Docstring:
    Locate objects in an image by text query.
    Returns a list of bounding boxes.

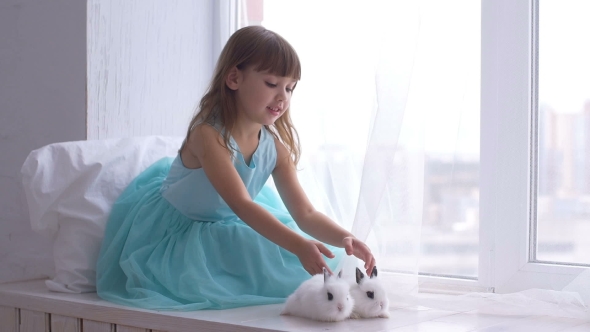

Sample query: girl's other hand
[343,236,375,276]
[295,240,335,276]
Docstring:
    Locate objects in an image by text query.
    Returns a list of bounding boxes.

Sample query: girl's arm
[272,138,376,274]
[185,125,334,275]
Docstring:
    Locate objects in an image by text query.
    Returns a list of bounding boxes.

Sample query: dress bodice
[160,127,277,221]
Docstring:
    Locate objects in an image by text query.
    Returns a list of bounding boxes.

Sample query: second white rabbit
[350,267,390,318]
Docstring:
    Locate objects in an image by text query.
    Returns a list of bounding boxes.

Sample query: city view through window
[536,0,590,266]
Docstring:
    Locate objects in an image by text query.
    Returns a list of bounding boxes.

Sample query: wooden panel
[82,320,114,332]
[19,309,49,332]
[0,306,18,332]
[51,314,81,332]
[115,326,148,332]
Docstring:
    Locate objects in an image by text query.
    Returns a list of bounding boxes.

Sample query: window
[481,0,589,293]
[535,0,590,267]
[237,0,590,292]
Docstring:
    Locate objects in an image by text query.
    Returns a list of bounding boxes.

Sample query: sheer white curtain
[262,0,468,285]
[263,0,424,280]
[254,0,590,320]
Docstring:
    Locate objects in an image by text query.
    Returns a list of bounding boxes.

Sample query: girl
[96,25,375,311]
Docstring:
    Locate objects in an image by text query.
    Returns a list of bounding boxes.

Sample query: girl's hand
[295,239,335,276]
[343,236,375,276]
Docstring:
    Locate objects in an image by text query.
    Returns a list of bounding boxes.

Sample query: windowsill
[1,278,414,331]
[0,279,288,331]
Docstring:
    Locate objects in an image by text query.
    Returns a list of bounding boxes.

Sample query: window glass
[536,0,590,266]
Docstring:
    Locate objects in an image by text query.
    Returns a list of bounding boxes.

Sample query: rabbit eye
[366,291,374,299]
[327,292,334,301]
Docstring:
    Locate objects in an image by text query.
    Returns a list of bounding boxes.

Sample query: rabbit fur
[281,268,354,322]
[349,267,390,319]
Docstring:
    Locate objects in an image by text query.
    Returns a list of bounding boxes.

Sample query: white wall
[1,0,215,283]
[0,0,87,282]
[87,0,214,139]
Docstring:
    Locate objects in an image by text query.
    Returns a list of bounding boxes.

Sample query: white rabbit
[350,267,390,319]
[281,268,354,322]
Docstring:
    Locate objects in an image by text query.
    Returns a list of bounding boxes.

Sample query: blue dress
[96,126,344,310]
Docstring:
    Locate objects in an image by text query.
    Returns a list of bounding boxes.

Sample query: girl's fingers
[307,263,330,276]
[310,266,318,275]
[366,256,376,275]
[317,243,335,258]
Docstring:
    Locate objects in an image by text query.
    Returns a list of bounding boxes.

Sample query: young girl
[96,25,375,311]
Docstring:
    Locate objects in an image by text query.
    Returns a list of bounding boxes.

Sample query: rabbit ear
[337,270,342,278]
[370,266,378,278]
[323,267,329,283]
[356,267,365,284]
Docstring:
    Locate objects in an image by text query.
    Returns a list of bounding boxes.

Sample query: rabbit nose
[379,302,384,308]
[337,304,343,311]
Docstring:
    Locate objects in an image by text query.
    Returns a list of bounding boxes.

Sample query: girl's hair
[183,25,302,165]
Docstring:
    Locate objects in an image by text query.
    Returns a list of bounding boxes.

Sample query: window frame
[480,0,588,293]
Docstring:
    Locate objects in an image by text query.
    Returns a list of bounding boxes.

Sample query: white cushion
[20,136,184,293]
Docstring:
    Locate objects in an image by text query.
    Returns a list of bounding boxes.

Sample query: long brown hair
[183,26,302,165]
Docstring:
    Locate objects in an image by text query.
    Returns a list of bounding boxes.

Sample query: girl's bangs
[251,37,301,80]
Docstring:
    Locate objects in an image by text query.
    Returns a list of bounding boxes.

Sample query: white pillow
[20,136,184,293]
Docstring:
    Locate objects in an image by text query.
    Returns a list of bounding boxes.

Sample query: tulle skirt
[96,157,343,310]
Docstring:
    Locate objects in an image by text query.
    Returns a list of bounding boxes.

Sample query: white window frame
[480,0,588,293]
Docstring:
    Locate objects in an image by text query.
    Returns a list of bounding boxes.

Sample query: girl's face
[230,67,297,126]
